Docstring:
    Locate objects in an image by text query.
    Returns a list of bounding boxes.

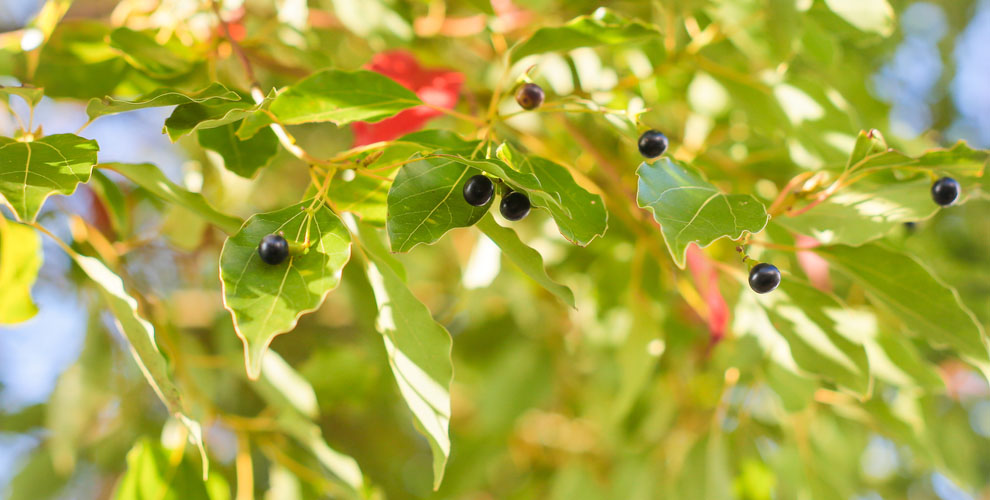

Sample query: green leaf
[85,83,239,120]
[774,177,937,246]
[88,170,129,236]
[0,85,44,107]
[739,278,871,395]
[357,223,453,490]
[386,155,491,252]
[109,27,196,79]
[0,134,99,222]
[815,244,989,362]
[328,0,413,40]
[113,439,228,500]
[866,330,944,389]
[70,252,209,475]
[5,448,67,500]
[476,214,575,307]
[509,8,661,63]
[164,98,262,141]
[844,140,988,177]
[465,0,495,15]
[495,145,608,246]
[0,218,41,324]
[636,158,769,268]
[823,0,895,36]
[220,201,352,379]
[198,121,279,178]
[33,21,129,100]
[269,69,422,125]
[100,163,242,235]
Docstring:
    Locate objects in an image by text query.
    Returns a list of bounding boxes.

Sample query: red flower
[351,51,464,146]
[685,244,729,343]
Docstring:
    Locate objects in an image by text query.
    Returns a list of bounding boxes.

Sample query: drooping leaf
[357,223,453,490]
[636,158,769,268]
[509,8,661,63]
[743,278,872,395]
[220,201,352,379]
[496,145,608,246]
[476,214,575,307]
[823,0,895,36]
[164,98,263,141]
[70,252,208,474]
[100,163,242,234]
[108,27,197,79]
[0,134,99,222]
[0,218,41,324]
[386,155,491,252]
[0,85,44,107]
[197,121,280,178]
[113,439,229,500]
[269,69,422,125]
[815,244,989,362]
[85,83,239,120]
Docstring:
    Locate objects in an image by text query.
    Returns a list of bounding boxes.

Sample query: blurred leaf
[0,218,41,324]
[109,27,196,79]
[386,155,491,252]
[0,134,99,222]
[358,223,453,490]
[100,163,242,234]
[33,21,129,99]
[164,98,264,141]
[71,253,209,476]
[270,69,422,125]
[477,214,575,307]
[496,145,608,246]
[637,158,769,268]
[220,201,351,378]
[88,169,129,236]
[5,448,66,500]
[816,244,989,362]
[329,0,413,41]
[464,0,495,15]
[113,439,228,500]
[865,331,944,389]
[0,85,43,107]
[510,8,661,63]
[0,404,44,433]
[823,0,895,36]
[844,140,988,177]
[765,361,816,413]
[85,83,239,120]
[261,350,318,419]
[198,121,279,178]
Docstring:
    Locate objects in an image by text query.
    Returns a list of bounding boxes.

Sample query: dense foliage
[0,0,988,498]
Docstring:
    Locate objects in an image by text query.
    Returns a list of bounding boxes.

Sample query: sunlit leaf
[0,134,99,222]
[164,98,263,141]
[637,158,769,268]
[198,121,279,178]
[476,214,575,307]
[269,69,422,125]
[100,163,242,235]
[0,217,41,324]
[510,8,661,63]
[85,83,239,120]
[220,201,351,378]
[0,85,43,107]
[823,0,895,36]
[33,21,129,99]
[109,27,197,79]
[113,439,228,500]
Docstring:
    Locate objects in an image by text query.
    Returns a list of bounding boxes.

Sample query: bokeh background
[1,0,989,499]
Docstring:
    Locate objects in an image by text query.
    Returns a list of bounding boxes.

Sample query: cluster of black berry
[462,174,531,221]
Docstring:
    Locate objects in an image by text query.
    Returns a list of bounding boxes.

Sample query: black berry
[931,177,960,207]
[258,234,289,265]
[748,263,781,294]
[463,175,495,207]
[500,191,531,221]
[515,83,545,110]
[638,129,669,158]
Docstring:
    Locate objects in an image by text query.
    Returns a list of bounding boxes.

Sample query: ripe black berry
[500,191,531,221]
[931,177,960,207]
[748,263,781,294]
[515,83,545,110]
[638,129,669,158]
[258,234,289,265]
[463,174,494,207]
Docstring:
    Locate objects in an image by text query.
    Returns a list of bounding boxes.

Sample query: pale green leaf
[198,121,279,178]
[220,201,352,379]
[0,134,99,222]
[845,140,988,177]
[358,223,452,490]
[0,217,41,324]
[0,85,44,107]
[109,27,196,79]
[816,244,989,362]
[330,0,413,40]
[34,21,129,100]
[386,155,491,252]
[260,350,318,419]
[476,214,575,307]
[823,0,895,35]
[85,83,239,120]
[269,69,422,125]
[113,439,228,500]
[100,163,242,235]
[510,8,661,63]
[636,158,769,268]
